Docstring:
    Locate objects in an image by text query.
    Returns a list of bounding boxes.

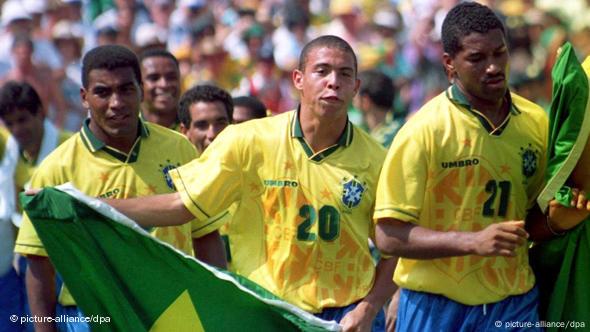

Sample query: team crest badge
[159,160,181,189]
[341,177,366,209]
[520,144,538,178]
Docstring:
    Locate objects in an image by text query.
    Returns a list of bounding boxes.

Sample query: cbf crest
[520,144,538,178]
[341,176,366,209]
[159,159,181,189]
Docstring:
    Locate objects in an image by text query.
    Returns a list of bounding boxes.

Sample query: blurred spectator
[0,0,62,71]
[1,35,68,128]
[272,0,311,71]
[52,20,86,132]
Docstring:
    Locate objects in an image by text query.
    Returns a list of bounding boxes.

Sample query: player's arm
[375,218,528,259]
[193,230,227,269]
[104,192,195,227]
[526,188,590,241]
[340,257,398,331]
[26,255,57,332]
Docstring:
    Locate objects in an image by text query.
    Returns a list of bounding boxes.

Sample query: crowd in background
[0,0,588,134]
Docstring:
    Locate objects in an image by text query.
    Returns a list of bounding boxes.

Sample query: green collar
[290,107,353,162]
[80,118,149,163]
[446,84,521,136]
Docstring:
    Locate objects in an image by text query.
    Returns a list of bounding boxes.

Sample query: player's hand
[548,188,590,232]
[24,188,41,196]
[385,290,400,332]
[340,301,377,332]
[471,221,528,257]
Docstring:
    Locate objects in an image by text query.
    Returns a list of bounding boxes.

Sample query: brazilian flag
[22,184,339,331]
[530,42,590,329]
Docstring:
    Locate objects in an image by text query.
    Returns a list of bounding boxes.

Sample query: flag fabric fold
[22,184,340,332]
[530,42,590,330]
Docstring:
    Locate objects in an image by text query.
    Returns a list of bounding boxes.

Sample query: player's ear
[443,53,456,83]
[292,69,304,91]
[80,87,89,110]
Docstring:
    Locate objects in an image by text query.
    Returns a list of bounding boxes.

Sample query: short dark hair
[358,70,394,109]
[0,81,43,119]
[441,2,506,57]
[298,35,357,74]
[178,85,233,127]
[138,49,179,68]
[233,96,267,119]
[81,45,142,88]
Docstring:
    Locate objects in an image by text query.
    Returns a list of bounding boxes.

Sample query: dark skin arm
[193,230,227,269]
[375,218,528,259]
[340,257,398,332]
[526,189,590,241]
[26,255,57,332]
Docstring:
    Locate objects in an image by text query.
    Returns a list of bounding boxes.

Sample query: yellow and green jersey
[375,85,548,305]
[15,119,198,305]
[15,130,71,194]
[170,110,386,312]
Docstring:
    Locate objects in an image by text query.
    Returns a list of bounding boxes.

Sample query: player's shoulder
[510,92,548,124]
[351,124,387,156]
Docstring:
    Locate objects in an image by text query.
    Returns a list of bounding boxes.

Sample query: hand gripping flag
[530,42,590,329]
[22,184,340,332]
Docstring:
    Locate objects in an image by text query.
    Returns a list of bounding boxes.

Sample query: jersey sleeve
[14,159,64,257]
[170,126,245,230]
[374,122,429,223]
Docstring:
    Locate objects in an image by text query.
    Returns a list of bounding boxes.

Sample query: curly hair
[178,85,233,126]
[441,2,505,57]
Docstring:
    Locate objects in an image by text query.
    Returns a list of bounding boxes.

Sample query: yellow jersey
[15,119,199,305]
[375,86,548,305]
[170,110,387,312]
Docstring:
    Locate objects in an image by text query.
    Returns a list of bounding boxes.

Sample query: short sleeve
[374,123,429,223]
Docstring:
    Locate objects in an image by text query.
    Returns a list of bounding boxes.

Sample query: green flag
[530,42,590,330]
[22,184,340,332]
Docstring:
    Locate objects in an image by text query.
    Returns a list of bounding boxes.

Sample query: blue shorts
[315,301,385,332]
[0,267,27,332]
[396,287,541,332]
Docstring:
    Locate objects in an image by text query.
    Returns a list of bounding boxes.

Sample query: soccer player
[14,45,225,332]
[374,3,548,331]
[178,84,233,154]
[139,49,182,130]
[232,95,267,124]
[105,35,397,331]
[354,70,403,148]
[0,82,71,205]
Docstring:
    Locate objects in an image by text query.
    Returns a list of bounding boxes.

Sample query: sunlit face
[141,56,180,115]
[180,101,230,153]
[443,29,509,106]
[292,46,359,119]
[81,67,142,144]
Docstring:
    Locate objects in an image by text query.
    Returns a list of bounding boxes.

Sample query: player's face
[293,46,360,118]
[444,29,509,106]
[141,56,180,115]
[232,106,253,124]
[81,67,142,143]
[180,101,230,153]
[1,108,43,150]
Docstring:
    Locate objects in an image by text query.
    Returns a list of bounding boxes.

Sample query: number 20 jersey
[374,86,548,305]
[170,110,386,312]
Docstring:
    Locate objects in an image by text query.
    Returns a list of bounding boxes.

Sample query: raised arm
[104,192,195,227]
[376,218,528,259]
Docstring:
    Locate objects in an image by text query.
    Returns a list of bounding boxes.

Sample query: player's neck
[299,109,348,152]
[471,96,509,128]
